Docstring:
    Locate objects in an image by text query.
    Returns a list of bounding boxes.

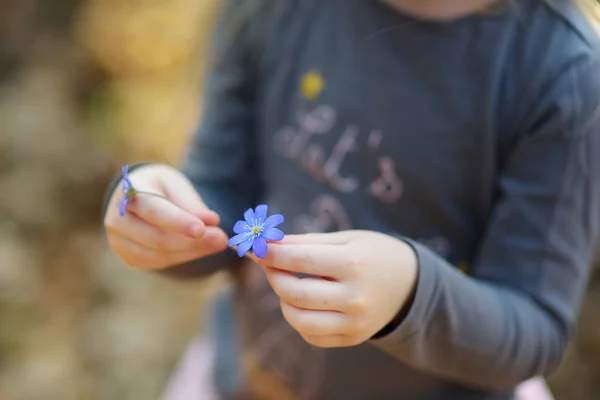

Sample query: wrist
[371,239,419,339]
[371,279,417,339]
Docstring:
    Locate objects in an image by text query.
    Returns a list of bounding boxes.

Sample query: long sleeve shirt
[105,0,600,398]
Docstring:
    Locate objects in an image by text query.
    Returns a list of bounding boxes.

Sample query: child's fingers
[280,301,349,337]
[162,175,220,225]
[128,194,206,238]
[264,267,346,311]
[108,227,229,270]
[301,334,352,348]
[108,234,174,269]
[279,232,351,245]
[197,210,220,226]
[194,226,231,256]
[106,214,204,252]
[256,244,348,279]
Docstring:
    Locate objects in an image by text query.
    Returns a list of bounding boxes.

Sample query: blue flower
[119,165,135,217]
[228,205,285,258]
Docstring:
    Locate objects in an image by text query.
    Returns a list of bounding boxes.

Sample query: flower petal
[254,204,268,223]
[252,236,268,258]
[119,198,129,217]
[233,221,251,234]
[228,232,253,247]
[263,214,284,229]
[121,166,133,189]
[237,238,254,257]
[243,208,255,224]
[262,228,284,241]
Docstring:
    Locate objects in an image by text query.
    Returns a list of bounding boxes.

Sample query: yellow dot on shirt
[300,70,325,100]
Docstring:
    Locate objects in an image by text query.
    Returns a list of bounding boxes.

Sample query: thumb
[161,172,220,226]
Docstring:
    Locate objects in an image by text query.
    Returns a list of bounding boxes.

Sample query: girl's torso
[208,0,596,398]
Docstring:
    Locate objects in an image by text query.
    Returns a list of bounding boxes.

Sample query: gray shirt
[169,0,600,398]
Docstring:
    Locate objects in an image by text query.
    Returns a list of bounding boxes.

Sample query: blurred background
[0,1,599,399]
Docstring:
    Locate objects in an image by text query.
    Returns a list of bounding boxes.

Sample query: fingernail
[190,224,204,238]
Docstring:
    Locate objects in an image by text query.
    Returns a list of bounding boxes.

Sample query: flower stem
[130,190,186,211]
[133,190,172,202]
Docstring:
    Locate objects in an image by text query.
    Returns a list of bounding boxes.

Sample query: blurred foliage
[0,1,599,399]
[0,1,222,399]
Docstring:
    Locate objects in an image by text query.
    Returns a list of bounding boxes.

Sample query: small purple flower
[228,205,285,258]
[119,165,136,217]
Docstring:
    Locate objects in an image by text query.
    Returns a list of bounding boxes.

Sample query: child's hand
[253,231,418,348]
[104,164,229,269]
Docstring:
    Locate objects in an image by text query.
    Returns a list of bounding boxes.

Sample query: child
[102,0,600,398]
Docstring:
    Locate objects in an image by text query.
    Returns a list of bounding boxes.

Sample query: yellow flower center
[252,226,261,235]
[126,187,137,200]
